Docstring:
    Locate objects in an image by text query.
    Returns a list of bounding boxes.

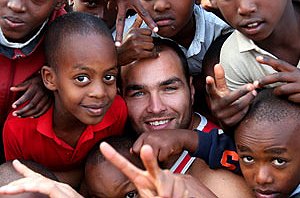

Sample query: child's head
[0,160,58,198]
[235,89,300,197]
[0,0,64,42]
[85,136,143,198]
[210,0,293,41]
[42,12,117,125]
[69,0,117,30]
[139,0,195,38]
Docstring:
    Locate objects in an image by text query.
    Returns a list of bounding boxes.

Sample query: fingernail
[153,26,159,32]
[252,90,257,96]
[115,41,121,47]
[12,104,16,108]
[256,56,264,61]
[12,112,17,116]
[253,81,259,87]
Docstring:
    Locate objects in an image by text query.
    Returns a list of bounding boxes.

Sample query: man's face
[214,0,289,41]
[122,47,194,134]
[0,0,59,42]
[140,0,194,37]
[71,0,117,30]
[235,120,300,198]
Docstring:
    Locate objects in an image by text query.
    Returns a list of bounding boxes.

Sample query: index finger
[100,142,144,181]
[131,0,158,32]
[256,56,296,72]
[115,3,127,47]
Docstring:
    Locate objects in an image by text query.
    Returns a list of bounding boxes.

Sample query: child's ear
[189,77,195,106]
[41,66,57,91]
[209,0,218,8]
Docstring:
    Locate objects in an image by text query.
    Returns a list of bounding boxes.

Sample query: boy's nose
[238,0,257,16]
[7,0,26,13]
[255,166,274,186]
[146,93,167,114]
[153,0,171,12]
[88,82,107,99]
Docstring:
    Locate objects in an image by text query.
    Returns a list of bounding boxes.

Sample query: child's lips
[254,189,280,198]
[154,16,175,27]
[82,104,106,116]
[3,16,25,29]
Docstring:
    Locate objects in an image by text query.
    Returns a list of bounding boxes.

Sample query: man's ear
[189,77,195,105]
[54,0,66,10]
[41,66,57,91]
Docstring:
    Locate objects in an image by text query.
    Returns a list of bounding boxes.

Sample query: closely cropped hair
[152,37,190,81]
[86,136,137,166]
[44,12,114,70]
[243,88,300,123]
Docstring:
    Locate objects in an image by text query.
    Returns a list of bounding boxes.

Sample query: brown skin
[235,119,300,198]
[206,0,300,129]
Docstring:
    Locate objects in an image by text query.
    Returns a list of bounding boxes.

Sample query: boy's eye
[272,158,287,167]
[125,190,138,198]
[103,75,116,83]
[75,75,90,83]
[242,156,254,164]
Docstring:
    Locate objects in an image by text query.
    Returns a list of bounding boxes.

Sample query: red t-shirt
[3,95,127,171]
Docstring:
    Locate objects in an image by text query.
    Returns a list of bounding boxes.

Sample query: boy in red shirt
[3,12,127,187]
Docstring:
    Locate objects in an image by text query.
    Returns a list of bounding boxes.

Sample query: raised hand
[255,56,300,103]
[131,129,198,162]
[0,160,83,198]
[117,15,157,66]
[206,64,257,129]
[10,74,52,118]
[114,0,158,46]
[100,142,217,198]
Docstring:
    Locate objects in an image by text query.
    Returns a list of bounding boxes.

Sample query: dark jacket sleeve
[191,128,241,174]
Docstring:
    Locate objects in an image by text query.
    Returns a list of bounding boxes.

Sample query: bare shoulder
[188,158,254,198]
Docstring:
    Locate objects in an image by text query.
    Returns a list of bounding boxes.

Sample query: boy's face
[122,47,194,134]
[71,0,117,29]
[0,0,59,42]
[214,0,289,41]
[140,0,194,37]
[50,33,117,125]
[235,120,300,198]
[85,160,139,198]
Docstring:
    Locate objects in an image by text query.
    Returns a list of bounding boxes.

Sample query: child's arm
[0,160,83,198]
[100,142,217,198]
[117,15,157,66]
[255,56,300,103]
[131,129,198,162]
[114,0,158,46]
[206,64,257,130]
[10,74,52,118]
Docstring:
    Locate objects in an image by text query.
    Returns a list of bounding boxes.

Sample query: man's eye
[125,190,138,198]
[75,75,90,83]
[272,158,287,166]
[165,86,177,91]
[131,91,144,97]
[242,156,254,164]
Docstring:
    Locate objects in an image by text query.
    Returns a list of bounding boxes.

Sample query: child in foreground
[3,12,127,187]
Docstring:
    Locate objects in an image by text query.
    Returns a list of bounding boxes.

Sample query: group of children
[0,0,299,197]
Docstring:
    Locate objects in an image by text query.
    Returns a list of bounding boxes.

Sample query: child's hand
[100,142,217,198]
[131,129,198,162]
[255,56,300,103]
[0,160,83,198]
[114,0,158,47]
[10,74,52,118]
[117,15,157,66]
[206,64,257,129]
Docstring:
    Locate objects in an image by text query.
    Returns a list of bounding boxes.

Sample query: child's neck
[255,2,300,65]
[171,15,196,49]
[53,104,87,148]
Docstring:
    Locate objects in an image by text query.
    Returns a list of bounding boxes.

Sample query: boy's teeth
[247,22,258,28]
[149,120,169,126]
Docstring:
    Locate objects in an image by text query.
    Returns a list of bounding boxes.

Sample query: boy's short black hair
[241,88,300,124]
[44,12,114,70]
[85,135,142,169]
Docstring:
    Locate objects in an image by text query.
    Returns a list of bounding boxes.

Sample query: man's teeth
[149,120,169,126]
[247,22,258,28]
